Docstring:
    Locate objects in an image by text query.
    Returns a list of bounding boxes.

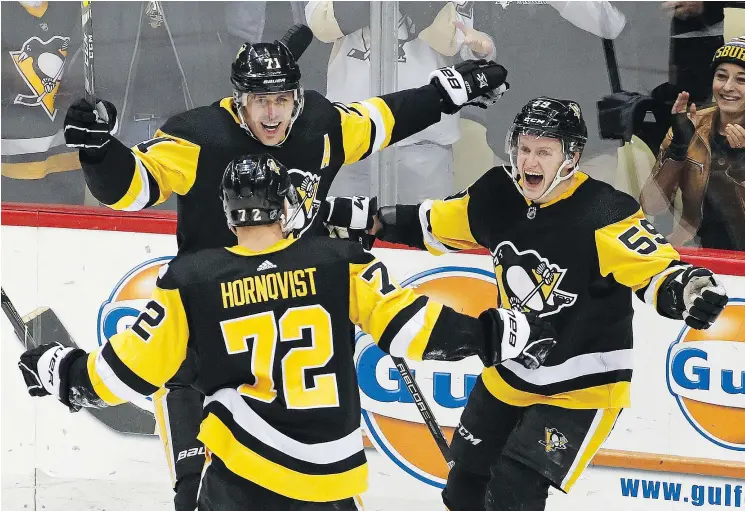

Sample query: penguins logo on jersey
[491,241,577,316]
[288,168,322,235]
[539,427,568,453]
[347,15,416,63]
[9,35,70,120]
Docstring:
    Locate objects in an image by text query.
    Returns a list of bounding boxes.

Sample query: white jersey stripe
[500,349,634,386]
[204,388,363,465]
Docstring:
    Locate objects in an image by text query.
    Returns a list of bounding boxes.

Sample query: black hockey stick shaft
[391,356,455,468]
[81,1,96,104]
[281,23,313,60]
[2,288,29,347]
[603,38,622,94]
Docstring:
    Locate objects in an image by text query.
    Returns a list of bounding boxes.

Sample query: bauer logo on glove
[429,59,509,114]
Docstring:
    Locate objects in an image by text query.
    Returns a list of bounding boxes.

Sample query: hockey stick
[2,288,156,435]
[81,0,95,105]
[602,38,622,94]
[602,37,642,197]
[2,288,30,348]
[390,356,455,468]
[281,23,313,60]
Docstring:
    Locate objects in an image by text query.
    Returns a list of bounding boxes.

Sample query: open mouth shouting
[260,121,283,136]
[522,170,544,190]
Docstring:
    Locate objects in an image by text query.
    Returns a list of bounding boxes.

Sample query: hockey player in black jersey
[371,98,728,511]
[61,27,509,509]
[18,153,555,511]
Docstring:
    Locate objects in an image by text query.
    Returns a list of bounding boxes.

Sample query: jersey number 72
[220,305,339,410]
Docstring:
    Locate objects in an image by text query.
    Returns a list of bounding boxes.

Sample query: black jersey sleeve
[347,244,487,362]
[82,105,208,211]
[378,166,501,253]
[332,84,443,165]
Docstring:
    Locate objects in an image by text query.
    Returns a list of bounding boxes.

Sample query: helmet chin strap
[281,198,304,236]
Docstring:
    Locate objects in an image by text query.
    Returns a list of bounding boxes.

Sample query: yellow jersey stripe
[481,366,631,409]
[219,97,241,124]
[406,301,444,361]
[198,413,369,502]
[152,388,177,486]
[423,197,480,255]
[349,259,424,346]
[359,98,395,151]
[561,408,621,491]
[109,156,148,210]
[86,350,125,406]
[338,104,373,164]
[595,209,680,290]
[130,130,201,205]
[106,287,189,389]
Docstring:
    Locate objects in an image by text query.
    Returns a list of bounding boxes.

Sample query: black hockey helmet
[221,154,300,232]
[506,97,588,158]
[505,98,589,200]
[231,41,301,94]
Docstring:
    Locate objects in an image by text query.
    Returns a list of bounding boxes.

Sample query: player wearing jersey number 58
[372,97,728,511]
[18,154,554,511]
[61,24,509,511]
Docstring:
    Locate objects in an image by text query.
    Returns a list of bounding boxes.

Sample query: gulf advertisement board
[1,206,743,510]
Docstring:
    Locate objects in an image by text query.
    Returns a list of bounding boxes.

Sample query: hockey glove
[325,196,377,250]
[667,111,696,161]
[660,266,728,329]
[479,309,556,369]
[64,98,118,157]
[18,343,86,412]
[429,60,509,115]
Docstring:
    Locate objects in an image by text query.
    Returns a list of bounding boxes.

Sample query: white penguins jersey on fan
[306,1,493,147]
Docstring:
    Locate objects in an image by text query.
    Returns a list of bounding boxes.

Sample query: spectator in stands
[641,1,744,153]
[640,36,745,250]
[305,1,495,202]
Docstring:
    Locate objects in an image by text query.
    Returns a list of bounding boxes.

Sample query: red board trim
[4,202,745,275]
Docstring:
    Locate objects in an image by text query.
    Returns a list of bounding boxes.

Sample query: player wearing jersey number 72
[19,154,554,511]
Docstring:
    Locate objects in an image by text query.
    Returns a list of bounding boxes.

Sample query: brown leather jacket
[640,106,745,246]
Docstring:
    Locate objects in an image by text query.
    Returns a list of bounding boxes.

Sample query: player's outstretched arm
[333,60,508,165]
[594,206,727,330]
[64,98,199,211]
[373,166,499,254]
[348,246,555,369]
[18,268,190,411]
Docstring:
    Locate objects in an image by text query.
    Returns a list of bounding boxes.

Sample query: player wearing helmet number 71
[60,24,510,511]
